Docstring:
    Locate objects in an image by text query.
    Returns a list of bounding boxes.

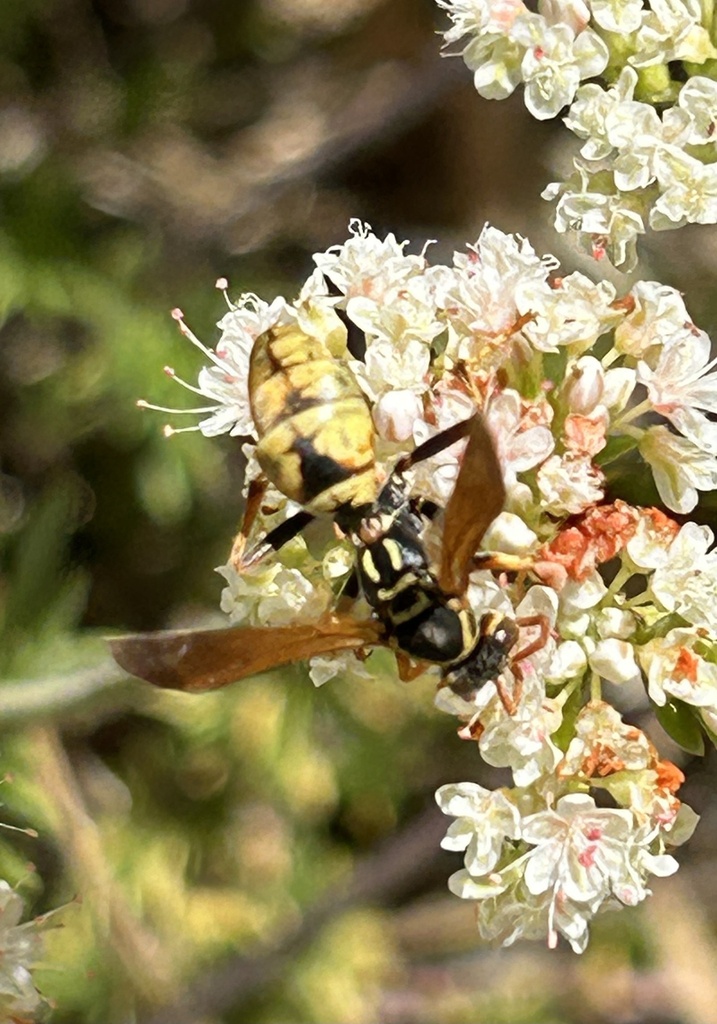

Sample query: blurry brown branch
[79,48,466,251]
[142,802,448,1024]
[31,725,177,1006]
[0,662,133,730]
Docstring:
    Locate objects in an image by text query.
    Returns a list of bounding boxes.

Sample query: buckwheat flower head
[438,1,717,265]
[146,221,715,953]
[441,790,681,952]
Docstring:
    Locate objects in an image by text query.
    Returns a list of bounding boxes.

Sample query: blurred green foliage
[1,0,717,1022]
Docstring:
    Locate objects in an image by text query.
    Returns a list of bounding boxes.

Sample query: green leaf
[654,699,705,756]
[550,676,587,752]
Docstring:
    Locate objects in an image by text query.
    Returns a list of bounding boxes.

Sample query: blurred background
[2,0,717,1021]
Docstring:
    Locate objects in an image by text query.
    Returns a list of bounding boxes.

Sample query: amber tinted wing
[438,415,505,596]
[108,614,383,692]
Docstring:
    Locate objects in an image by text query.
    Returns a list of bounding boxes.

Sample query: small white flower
[614,280,691,360]
[482,511,538,555]
[486,390,555,491]
[639,628,717,711]
[543,639,588,684]
[513,19,608,120]
[596,607,637,640]
[313,219,425,300]
[589,638,641,685]
[373,389,424,442]
[537,452,605,515]
[469,34,527,100]
[608,103,691,193]
[548,184,645,270]
[145,294,291,440]
[475,875,598,953]
[624,508,680,570]
[433,225,557,366]
[558,701,655,780]
[438,0,527,44]
[589,0,643,33]
[477,668,563,786]
[652,147,717,230]
[521,794,638,903]
[632,0,717,67]
[436,782,521,875]
[564,68,638,160]
[0,882,52,1021]
[639,425,717,514]
[637,327,717,454]
[647,521,717,633]
[308,650,376,687]
[518,272,619,354]
[677,76,717,144]
[218,561,330,627]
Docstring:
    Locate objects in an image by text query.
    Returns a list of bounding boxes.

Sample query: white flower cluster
[0,880,53,1021]
[438,0,717,267]
[153,221,715,952]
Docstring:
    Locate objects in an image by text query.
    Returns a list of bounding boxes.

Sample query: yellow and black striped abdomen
[249,323,378,515]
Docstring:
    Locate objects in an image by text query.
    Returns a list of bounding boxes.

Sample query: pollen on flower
[674,646,700,684]
[657,760,685,794]
[538,500,639,582]
[578,844,598,867]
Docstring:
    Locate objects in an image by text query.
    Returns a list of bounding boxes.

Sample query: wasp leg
[512,614,552,663]
[395,650,433,682]
[495,674,520,716]
[495,614,551,715]
[471,552,534,574]
[229,476,270,569]
[457,712,485,742]
[392,416,475,477]
[233,509,317,572]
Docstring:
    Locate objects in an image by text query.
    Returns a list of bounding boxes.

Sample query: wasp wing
[108,614,383,692]
[438,415,505,596]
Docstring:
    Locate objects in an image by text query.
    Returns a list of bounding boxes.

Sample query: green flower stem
[613,398,652,429]
[617,424,645,442]
[590,671,602,703]
[555,672,585,708]
[604,564,634,602]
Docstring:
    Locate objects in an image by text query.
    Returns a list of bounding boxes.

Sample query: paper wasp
[111,323,546,709]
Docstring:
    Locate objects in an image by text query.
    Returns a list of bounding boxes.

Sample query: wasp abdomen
[249,324,377,514]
